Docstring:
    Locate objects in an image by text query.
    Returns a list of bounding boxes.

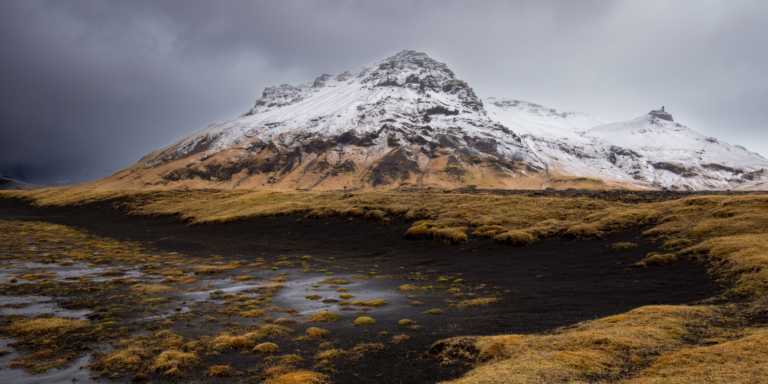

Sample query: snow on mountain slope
[486,98,609,134]
[487,102,768,190]
[582,112,768,190]
[89,50,767,191]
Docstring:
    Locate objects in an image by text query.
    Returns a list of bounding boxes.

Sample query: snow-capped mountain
[92,50,767,191]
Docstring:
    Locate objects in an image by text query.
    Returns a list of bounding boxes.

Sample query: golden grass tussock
[610,242,638,251]
[277,354,305,366]
[19,273,51,280]
[210,334,256,350]
[258,283,285,291]
[398,284,418,292]
[129,284,177,295]
[349,299,387,307]
[564,223,602,239]
[364,210,387,220]
[253,342,279,354]
[348,343,385,359]
[206,365,235,377]
[340,207,364,217]
[262,365,292,380]
[318,278,350,285]
[494,230,533,245]
[680,234,768,295]
[619,328,768,384]
[315,348,346,360]
[194,266,235,274]
[635,252,677,267]
[263,370,329,384]
[2,317,90,336]
[436,305,717,384]
[303,311,341,323]
[305,327,330,338]
[239,309,266,318]
[93,338,150,371]
[472,225,506,238]
[364,299,387,307]
[455,297,499,308]
[406,221,469,244]
[253,324,295,339]
[662,238,692,250]
[391,334,411,344]
[151,350,200,375]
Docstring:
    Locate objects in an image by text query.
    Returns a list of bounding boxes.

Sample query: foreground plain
[0,188,767,383]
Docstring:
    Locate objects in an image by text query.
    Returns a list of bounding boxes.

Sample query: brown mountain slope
[76,144,642,191]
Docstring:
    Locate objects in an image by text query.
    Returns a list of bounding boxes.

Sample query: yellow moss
[398,284,418,292]
[305,327,330,338]
[354,317,376,325]
[303,311,341,323]
[455,297,499,308]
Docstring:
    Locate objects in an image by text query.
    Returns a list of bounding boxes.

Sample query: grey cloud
[1,0,767,184]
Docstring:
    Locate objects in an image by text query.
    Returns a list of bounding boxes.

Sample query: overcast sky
[1,0,767,183]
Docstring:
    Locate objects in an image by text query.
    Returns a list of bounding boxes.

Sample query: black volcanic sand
[0,198,720,384]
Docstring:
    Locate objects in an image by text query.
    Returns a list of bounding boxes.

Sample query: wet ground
[0,198,721,383]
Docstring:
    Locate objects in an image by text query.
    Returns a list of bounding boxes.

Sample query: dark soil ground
[0,198,720,384]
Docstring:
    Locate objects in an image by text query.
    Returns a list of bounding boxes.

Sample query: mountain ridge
[79,50,768,191]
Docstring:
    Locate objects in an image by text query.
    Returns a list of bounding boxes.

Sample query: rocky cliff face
[91,51,768,191]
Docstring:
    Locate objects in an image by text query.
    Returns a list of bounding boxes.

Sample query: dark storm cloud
[1,0,767,183]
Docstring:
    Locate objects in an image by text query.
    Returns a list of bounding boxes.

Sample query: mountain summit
[89,51,768,191]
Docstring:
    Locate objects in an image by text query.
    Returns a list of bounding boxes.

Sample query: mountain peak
[376,50,455,77]
[649,106,674,121]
